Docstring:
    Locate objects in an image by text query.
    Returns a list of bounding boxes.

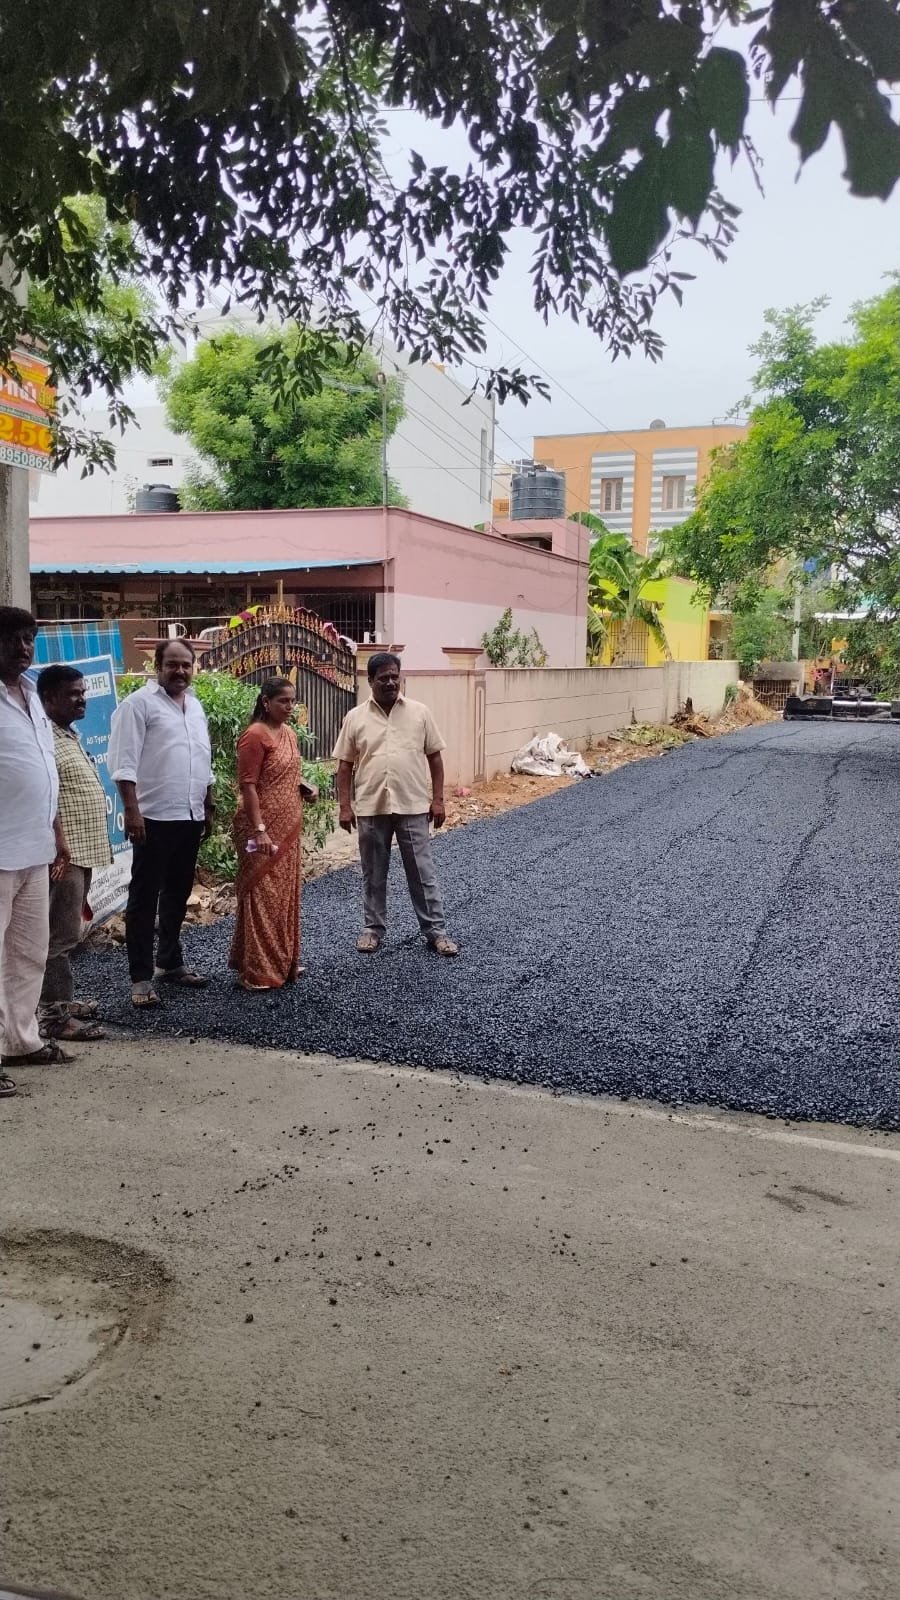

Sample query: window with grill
[599,476,623,513]
[661,474,687,511]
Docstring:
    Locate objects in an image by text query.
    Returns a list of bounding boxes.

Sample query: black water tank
[510,462,566,520]
[135,483,181,513]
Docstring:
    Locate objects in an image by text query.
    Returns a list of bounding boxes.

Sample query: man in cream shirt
[0,607,73,1096]
[333,651,458,956]
[109,639,214,1006]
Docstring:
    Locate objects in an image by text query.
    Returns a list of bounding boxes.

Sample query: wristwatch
[256,823,267,833]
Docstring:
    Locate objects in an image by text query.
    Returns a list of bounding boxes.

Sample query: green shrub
[117,669,336,878]
[481,608,547,667]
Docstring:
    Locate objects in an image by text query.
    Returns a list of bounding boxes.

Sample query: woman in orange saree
[229,678,318,991]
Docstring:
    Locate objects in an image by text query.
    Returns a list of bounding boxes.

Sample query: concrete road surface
[2,1041,897,1600]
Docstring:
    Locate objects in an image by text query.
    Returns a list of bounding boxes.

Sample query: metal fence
[202,606,357,756]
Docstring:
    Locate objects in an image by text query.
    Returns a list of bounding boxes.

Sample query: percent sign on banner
[0,345,56,473]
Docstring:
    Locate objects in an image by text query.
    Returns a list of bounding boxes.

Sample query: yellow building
[593,576,711,666]
[531,422,747,555]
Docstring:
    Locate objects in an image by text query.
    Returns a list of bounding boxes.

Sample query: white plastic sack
[510,732,592,779]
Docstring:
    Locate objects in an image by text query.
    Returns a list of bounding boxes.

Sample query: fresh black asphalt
[79,721,900,1128]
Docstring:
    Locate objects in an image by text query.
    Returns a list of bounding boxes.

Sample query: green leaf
[790,56,835,160]
[595,86,668,162]
[837,80,900,198]
[695,48,750,149]
[836,0,900,77]
[760,0,820,101]
[614,17,702,80]
[664,107,715,226]
[607,146,670,276]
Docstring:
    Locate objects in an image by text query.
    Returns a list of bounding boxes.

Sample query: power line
[380,360,604,519]
[372,328,603,518]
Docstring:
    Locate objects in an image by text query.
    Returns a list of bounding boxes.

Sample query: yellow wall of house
[644,577,710,664]
[533,423,746,553]
[592,578,709,666]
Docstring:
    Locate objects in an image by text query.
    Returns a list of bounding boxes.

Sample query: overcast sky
[131,74,899,473]
[379,94,900,462]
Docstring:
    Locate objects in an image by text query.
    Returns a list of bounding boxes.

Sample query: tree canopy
[666,286,900,689]
[4,1,900,415]
[163,329,406,510]
[22,195,171,467]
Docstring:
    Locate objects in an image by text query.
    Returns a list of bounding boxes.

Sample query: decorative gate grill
[202,607,357,754]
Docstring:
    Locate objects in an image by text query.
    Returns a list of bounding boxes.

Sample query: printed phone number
[0,440,53,473]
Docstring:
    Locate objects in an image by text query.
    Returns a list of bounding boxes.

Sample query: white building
[33,337,495,530]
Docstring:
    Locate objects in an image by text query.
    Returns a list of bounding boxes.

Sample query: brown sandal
[48,1017,107,1041]
[356,932,382,953]
[155,967,209,988]
[428,934,459,957]
[3,1042,76,1066]
[132,983,161,1008]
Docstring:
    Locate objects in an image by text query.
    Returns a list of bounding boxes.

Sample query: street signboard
[27,654,132,923]
[0,345,55,472]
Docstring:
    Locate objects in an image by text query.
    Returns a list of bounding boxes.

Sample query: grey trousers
[357,814,446,941]
[40,863,90,1016]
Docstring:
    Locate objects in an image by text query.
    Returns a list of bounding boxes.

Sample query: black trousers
[124,818,205,982]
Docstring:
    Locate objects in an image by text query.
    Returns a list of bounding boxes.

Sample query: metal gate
[201,606,357,754]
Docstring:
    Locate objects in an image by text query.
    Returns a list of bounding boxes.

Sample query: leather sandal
[3,1042,76,1066]
[155,967,209,988]
[132,982,161,1008]
[428,934,459,957]
[48,1017,107,1041]
[356,932,382,953]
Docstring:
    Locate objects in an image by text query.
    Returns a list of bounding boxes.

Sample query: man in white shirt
[0,608,73,1097]
[109,639,215,1007]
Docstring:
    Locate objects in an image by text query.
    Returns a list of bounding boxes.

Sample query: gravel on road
[77,721,900,1129]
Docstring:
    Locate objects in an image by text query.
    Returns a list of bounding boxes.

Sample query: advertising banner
[0,345,55,473]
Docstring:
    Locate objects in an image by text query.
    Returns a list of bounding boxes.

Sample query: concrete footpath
[2,1040,898,1600]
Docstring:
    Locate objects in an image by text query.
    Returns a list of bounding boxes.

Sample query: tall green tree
[587,533,671,665]
[3,3,900,420]
[164,330,406,510]
[665,286,900,690]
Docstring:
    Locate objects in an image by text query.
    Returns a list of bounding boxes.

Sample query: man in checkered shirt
[36,665,113,1041]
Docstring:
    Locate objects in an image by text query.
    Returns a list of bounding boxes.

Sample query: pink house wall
[31,506,589,668]
[30,506,391,568]
[384,511,588,668]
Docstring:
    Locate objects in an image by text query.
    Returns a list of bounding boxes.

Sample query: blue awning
[32,558,377,576]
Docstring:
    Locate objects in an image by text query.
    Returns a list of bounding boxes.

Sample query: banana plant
[586,532,672,665]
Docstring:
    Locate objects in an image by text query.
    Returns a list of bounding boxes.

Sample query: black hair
[250,676,294,722]
[36,663,84,701]
[367,650,402,681]
[154,638,196,669]
[0,606,38,640]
